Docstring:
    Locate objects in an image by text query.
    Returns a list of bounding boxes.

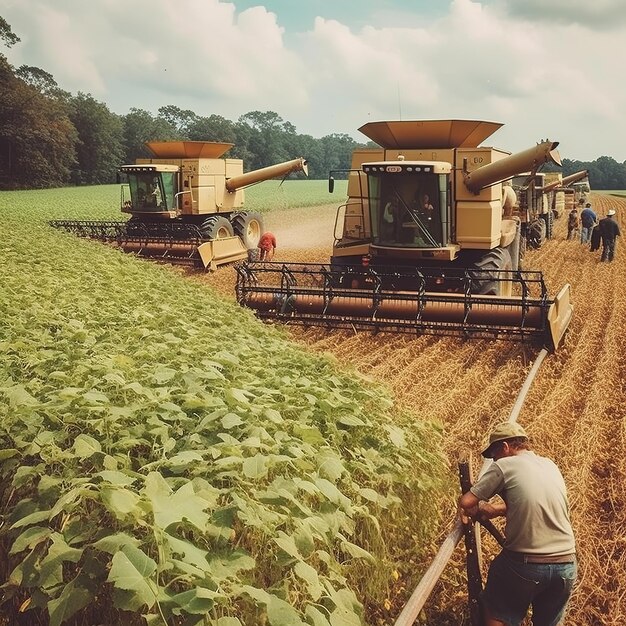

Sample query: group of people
[567,201,620,262]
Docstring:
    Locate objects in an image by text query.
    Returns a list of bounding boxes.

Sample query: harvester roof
[358,119,503,150]
[145,141,234,159]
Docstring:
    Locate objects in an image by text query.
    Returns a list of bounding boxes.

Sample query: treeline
[0,19,360,189]
[1,17,626,191]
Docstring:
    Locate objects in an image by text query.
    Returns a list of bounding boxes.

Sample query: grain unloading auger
[237,120,573,350]
[50,141,308,269]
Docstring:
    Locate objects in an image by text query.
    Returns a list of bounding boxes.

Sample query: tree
[0,55,77,188]
[68,93,124,184]
[238,111,293,169]
[186,114,237,146]
[157,105,198,135]
[0,16,19,47]
[121,108,178,164]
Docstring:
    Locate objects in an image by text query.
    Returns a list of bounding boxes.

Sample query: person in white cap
[598,209,620,262]
[458,422,576,626]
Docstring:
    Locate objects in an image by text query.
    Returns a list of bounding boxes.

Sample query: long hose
[393,347,549,626]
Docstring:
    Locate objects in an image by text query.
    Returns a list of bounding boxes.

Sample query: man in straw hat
[598,208,620,262]
[458,422,576,626]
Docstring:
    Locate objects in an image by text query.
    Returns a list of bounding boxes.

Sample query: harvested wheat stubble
[202,194,626,626]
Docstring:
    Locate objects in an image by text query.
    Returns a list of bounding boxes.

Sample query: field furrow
[205,193,626,625]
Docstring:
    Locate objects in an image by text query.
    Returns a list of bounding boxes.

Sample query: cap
[608,209,616,216]
[481,422,528,458]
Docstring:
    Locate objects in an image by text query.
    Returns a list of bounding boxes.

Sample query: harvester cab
[51,141,308,270]
[236,120,573,350]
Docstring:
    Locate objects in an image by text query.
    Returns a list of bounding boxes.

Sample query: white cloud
[1,0,626,160]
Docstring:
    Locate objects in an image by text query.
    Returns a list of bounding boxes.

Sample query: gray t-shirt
[470,450,575,555]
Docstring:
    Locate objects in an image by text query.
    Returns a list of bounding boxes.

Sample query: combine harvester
[510,169,590,247]
[51,141,308,270]
[236,120,573,350]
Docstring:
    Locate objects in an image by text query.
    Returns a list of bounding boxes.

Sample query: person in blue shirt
[580,203,597,244]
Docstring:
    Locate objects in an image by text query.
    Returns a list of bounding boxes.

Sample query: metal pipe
[225,157,308,192]
[392,347,549,625]
[464,141,561,194]
[393,520,464,626]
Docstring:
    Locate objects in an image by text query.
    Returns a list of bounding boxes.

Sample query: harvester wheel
[543,209,554,240]
[527,219,546,249]
[232,212,264,249]
[199,216,235,240]
[469,247,513,296]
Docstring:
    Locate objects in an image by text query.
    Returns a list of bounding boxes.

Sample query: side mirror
[328,176,335,193]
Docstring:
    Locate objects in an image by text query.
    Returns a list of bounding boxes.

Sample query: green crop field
[0,184,445,626]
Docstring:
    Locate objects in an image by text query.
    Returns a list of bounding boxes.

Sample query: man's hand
[458,492,507,524]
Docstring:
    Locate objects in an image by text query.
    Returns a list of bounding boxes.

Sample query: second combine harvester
[237,119,573,349]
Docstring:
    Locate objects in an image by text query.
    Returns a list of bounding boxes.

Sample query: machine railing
[236,262,554,344]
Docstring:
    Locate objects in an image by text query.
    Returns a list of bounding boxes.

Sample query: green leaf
[10,509,51,529]
[143,472,210,531]
[329,607,361,626]
[4,384,39,407]
[316,452,345,482]
[217,618,243,626]
[207,549,255,580]
[48,580,92,626]
[336,414,366,427]
[92,532,141,554]
[294,561,323,600]
[305,605,332,626]
[338,535,375,563]
[73,434,102,458]
[267,594,307,625]
[10,526,51,554]
[274,531,302,560]
[107,545,157,609]
[0,448,19,461]
[242,454,268,479]
[165,586,220,614]
[222,412,244,429]
[82,390,110,405]
[385,424,407,448]
[96,470,136,486]
[152,365,177,384]
[101,486,140,520]
[225,388,252,405]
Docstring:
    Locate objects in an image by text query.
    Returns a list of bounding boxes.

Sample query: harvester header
[236,119,573,350]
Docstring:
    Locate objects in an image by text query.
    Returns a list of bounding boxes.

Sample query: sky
[1,0,626,162]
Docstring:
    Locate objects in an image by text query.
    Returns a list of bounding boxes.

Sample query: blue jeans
[601,237,617,261]
[580,225,593,243]
[482,552,577,626]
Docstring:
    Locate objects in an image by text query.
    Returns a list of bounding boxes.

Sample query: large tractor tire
[469,247,513,296]
[199,216,235,240]
[232,212,264,249]
[527,219,546,249]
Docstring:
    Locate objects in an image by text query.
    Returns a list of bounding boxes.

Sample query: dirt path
[202,194,626,626]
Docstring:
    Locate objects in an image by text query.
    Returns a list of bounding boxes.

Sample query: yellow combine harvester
[51,141,308,269]
[236,120,573,350]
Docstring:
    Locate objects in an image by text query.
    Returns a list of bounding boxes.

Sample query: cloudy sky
[2,0,625,161]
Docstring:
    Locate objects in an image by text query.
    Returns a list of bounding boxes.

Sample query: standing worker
[566,207,579,240]
[458,422,577,626]
[598,209,621,262]
[258,231,277,261]
[580,202,597,244]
